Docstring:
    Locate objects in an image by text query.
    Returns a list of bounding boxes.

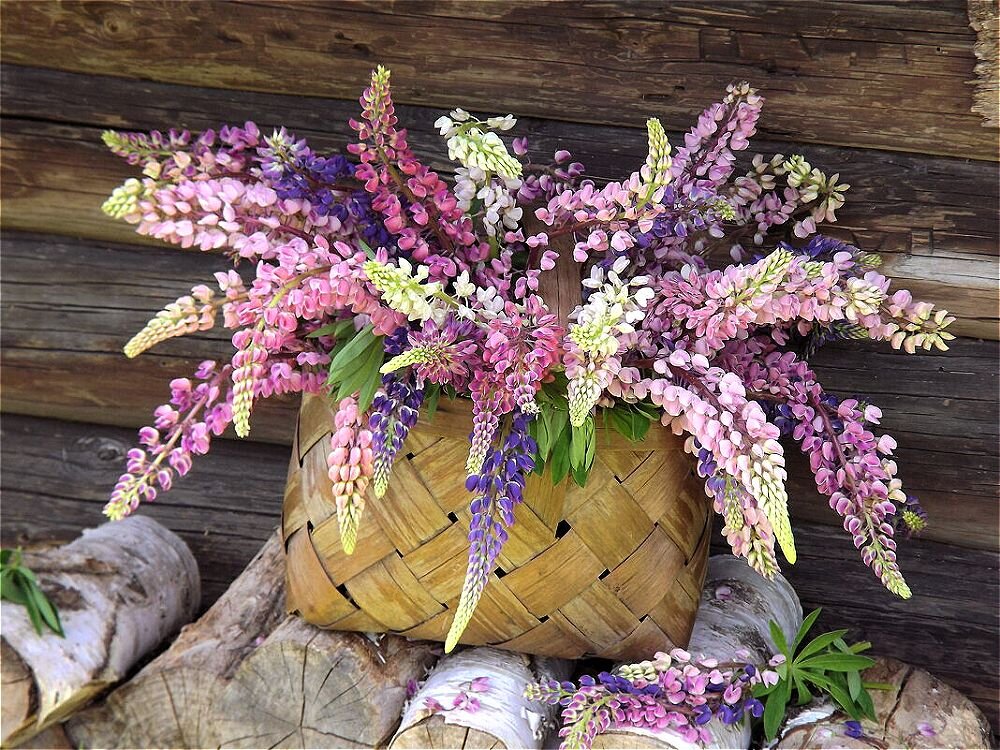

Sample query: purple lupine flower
[369,372,423,497]
[844,720,864,739]
[446,410,536,651]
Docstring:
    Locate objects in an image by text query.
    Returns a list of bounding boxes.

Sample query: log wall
[1,0,997,728]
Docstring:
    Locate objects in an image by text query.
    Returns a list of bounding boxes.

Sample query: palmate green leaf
[1,570,29,606]
[770,619,790,657]
[792,607,823,651]
[608,407,651,442]
[854,682,877,720]
[0,549,14,566]
[27,582,64,637]
[550,426,572,486]
[793,671,814,705]
[802,671,865,720]
[798,654,876,672]
[763,672,791,740]
[848,667,862,701]
[327,325,378,385]
[796,629,850,661]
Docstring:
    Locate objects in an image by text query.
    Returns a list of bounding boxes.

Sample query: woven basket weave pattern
[283,393,712,660]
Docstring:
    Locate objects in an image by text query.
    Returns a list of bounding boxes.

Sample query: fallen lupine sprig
[102,66,953,648]
[525,611,880,749]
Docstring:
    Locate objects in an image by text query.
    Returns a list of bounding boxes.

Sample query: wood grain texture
[3,231,996,550]
[0,1,993,159]
[968,0,999,128]
[2,65,997,338]
[1,414,996,729]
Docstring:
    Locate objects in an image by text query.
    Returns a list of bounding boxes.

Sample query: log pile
[66,532,440,749]
[1,516,199,747]
[3,530,993,749]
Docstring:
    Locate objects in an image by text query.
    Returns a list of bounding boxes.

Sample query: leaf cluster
[528,383,660,487]
[1,548,64,637]
[758,608,879,740]
[323,323,386,410]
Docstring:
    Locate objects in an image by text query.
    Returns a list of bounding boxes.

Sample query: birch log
[590,555,803,750]
[0,516,199,748]
[66,531,288,749]
[391,647,572,750]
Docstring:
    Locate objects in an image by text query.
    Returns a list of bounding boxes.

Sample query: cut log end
[214,622,438,749]
[776,657,993,749]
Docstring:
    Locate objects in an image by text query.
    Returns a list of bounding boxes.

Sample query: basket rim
[300,392,688,453]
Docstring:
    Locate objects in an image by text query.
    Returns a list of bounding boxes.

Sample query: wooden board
[2,64,997,338]
[1,413,995,729]
[0,1,994,159]
[3,231,996,551]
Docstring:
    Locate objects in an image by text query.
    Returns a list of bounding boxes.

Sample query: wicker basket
[282,392,712,660]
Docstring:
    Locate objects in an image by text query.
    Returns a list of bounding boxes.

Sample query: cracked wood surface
[775,657,993,748]
[0,1,995,159]
[66,534,440,749]
[0,517,199,747]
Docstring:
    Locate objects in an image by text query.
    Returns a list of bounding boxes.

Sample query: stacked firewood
[2,522,991,749]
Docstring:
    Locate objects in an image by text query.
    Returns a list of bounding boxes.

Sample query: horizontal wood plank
[2,65,996,338]
[1,413,995,727]
[0,1,993,159]
[2,231,996,550]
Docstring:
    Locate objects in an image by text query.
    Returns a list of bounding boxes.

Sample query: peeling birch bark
[391,647,572,749]
[1,516,199,747]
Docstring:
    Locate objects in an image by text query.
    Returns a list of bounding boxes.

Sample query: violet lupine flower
[326,396,375,555]
[258,128,357,220]
[446,410,536,651]
[369,373,423,498]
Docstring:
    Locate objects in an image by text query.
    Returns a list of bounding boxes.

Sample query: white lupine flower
[363,259,444,323]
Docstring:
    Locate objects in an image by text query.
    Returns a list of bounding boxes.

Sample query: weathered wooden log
[589,555,803,750]
[68,532,441,749]
[66,531,288,749]
[776,656,993,749]
[0,516,199,747]
[391,647,571,749]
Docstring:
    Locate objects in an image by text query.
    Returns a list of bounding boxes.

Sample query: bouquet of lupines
[102,66,952,650]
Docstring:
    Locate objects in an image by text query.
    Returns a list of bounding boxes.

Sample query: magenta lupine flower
[527,647,774,749]
[382,316,481,389]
